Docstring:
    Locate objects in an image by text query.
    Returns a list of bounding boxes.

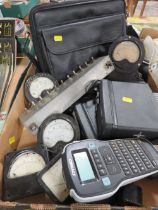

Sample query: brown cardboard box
[0,58,33,162]
[1,38,158,209]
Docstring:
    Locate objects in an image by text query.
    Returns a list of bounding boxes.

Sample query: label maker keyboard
[62,139,158,203]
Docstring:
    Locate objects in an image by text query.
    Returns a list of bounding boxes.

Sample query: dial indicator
[25,73,58,103]
[38,114,80,154]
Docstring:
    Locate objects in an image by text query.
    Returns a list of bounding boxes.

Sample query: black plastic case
[74,99,98,139]
[97,80,158,140]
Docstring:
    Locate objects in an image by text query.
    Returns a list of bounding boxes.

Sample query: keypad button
[93,153,100,159]
[102,177,111,187]
[88,143,96,149]
[95,158,102,164]
[133,154,137,157]
[125,171,130,176]
[133,169,139,173]
[107,164,121,175]
[99,169,106,176]
[146,165,153,169]
[138,163,143,167]
[99,147,115,165]
[91,149,98,155]
[121,163,127,167]
[152,160,157,167]
[131,165,136,169]
[118,157,123,161]
[129,161,134,165]
[128,158,132,162]
[140,166,146,171]
[144,158,148,162]
[97,163,104,170]
[123,167,129,171]
[116,154,121,158]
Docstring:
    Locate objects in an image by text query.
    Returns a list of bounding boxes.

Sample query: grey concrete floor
[135,1,158,16]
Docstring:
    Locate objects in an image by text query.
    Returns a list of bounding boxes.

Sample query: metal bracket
[20,56,114,134]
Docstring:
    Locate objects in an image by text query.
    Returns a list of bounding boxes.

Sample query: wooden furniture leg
[128,0,135,16]
[140,0,148,16]
[132,0,139,16]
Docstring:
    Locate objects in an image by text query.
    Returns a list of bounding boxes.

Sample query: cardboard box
[1,32,158,210]
[0,57,34,162]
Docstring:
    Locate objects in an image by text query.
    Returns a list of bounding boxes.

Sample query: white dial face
[29,77,54,99]
[43,119,74,148]
[113,41,140,63]
[41,158,68,202]
[8,152,46,179]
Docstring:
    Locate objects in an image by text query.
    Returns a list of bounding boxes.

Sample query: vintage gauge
[38,154,69,202]
[108,36,145,82]
[24,73,58,104]
[38,114,80,155]
[2,145,49,201]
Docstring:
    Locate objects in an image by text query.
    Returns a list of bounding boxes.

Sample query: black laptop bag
[29,0,127,81]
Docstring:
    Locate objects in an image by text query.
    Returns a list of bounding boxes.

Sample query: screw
[29,123,38,132]
[105,61,112,68]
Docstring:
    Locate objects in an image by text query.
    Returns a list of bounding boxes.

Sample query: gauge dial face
[43,119,75,148]
[41,158,68,202]
[113,41,140,63]
[29,77,54,99]
[8,152,46,179]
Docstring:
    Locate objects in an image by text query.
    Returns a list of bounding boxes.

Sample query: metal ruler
[20,56,114,134]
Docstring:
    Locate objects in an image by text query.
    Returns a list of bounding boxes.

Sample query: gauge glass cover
[43,119,75,148]
[113,41,140,63]
[29,77,54,99]
[8,152,46,179]
[41,158,68,201]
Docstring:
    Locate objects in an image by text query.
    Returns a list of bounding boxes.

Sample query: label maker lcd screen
[73,152,95,183]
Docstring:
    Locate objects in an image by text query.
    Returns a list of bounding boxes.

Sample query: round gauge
[3,145,49,201]
[109,36,145,66]
[24,73,58,103]
[8,151,46,179]
[43,119,74,148]
[38,114,80,149]
[112,41,140,63]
